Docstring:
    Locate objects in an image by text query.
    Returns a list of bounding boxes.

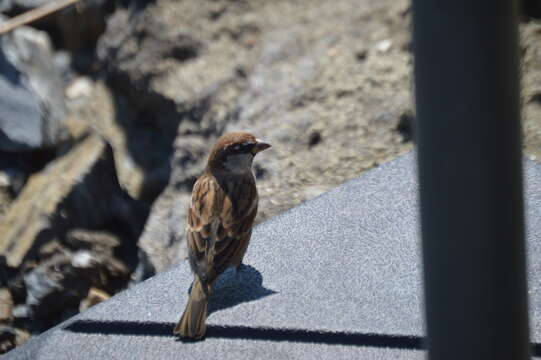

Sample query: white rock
[66,77,94,99]
[375,39,393,53]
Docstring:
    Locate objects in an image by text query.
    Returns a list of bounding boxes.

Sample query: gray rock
[135,135,211,276]
[0,134,145,269]
[23,250,130,330]
[93,1,253,204]
[10,306,28,320]
[53,50,73,83]
[0,23,68,152]
[135,189,190,276]
[23,253,91,329]
[0,134,142,333]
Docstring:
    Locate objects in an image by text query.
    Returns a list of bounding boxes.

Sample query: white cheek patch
[224,153,253,172]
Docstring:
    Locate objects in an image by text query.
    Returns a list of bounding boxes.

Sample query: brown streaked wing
[186,174,218,263]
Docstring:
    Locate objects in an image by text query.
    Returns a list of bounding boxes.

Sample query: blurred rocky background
[0,0,540,353]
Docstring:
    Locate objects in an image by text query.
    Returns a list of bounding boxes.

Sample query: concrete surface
[6,152,541,359]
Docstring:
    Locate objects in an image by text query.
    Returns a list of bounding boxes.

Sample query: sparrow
[174,132,271,339]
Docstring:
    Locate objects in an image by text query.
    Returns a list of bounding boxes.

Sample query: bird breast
[223,153,253,173]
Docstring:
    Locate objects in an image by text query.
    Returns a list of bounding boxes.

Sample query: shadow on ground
[65,320,424,350]
[63,320,541,356]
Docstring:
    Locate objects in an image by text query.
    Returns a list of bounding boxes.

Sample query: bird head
[207,132,271,175]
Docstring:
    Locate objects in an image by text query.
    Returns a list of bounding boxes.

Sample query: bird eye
[229,142,255,153]
[242,142,255,152]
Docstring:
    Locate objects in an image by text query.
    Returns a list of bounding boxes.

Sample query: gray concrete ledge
[6,152,541,359]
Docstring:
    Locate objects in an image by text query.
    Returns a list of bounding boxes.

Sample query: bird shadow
[67,264,275,331]
[196,263,277,315]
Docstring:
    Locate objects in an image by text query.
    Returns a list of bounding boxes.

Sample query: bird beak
[252,139,271,154]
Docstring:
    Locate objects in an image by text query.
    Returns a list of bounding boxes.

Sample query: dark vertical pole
[522,0,541,19]
[412,1,530,360]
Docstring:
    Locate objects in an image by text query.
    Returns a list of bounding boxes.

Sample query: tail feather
[174,278,208,339]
